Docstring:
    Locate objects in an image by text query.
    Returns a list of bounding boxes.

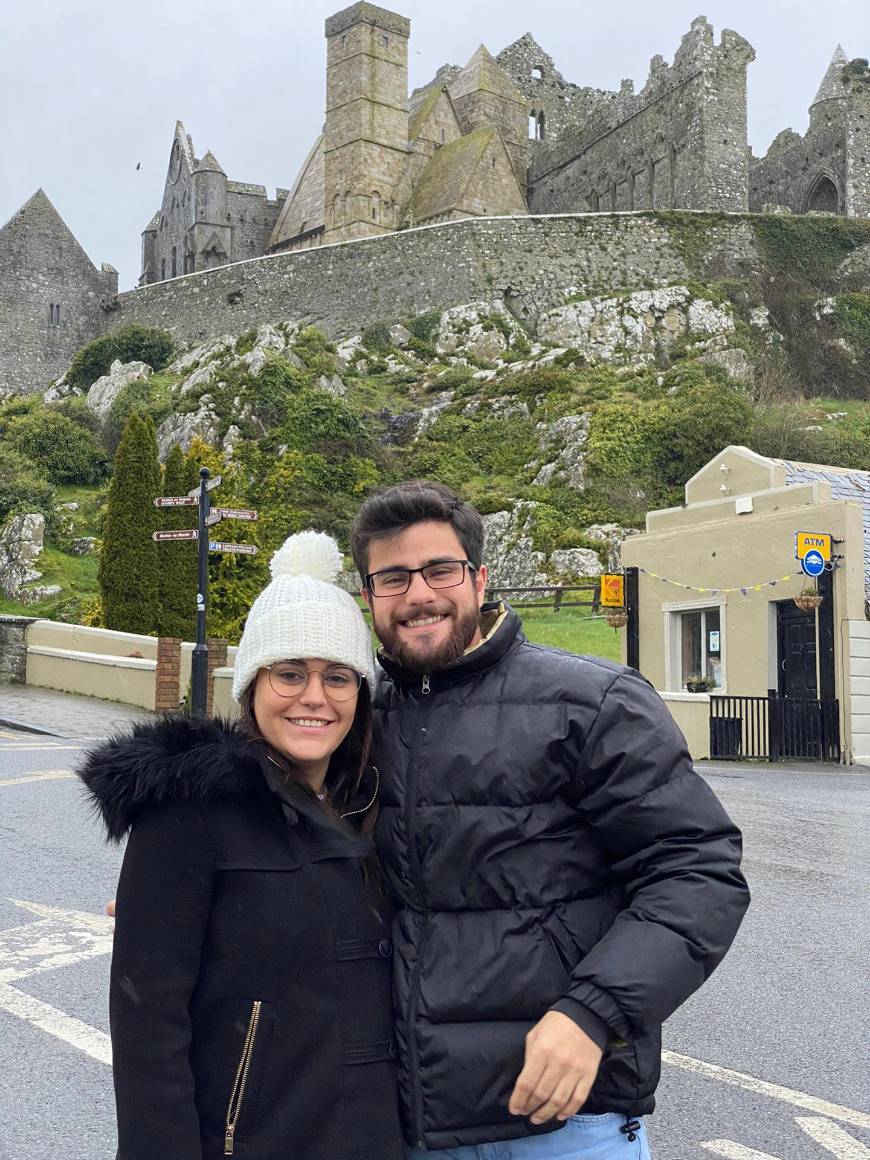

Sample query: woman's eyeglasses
[266,662,362,702]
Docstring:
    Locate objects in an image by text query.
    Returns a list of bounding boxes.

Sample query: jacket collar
[78,716,272,841]
[376,601,523,692]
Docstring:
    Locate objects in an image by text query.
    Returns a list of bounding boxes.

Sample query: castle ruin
[1,1,867,395]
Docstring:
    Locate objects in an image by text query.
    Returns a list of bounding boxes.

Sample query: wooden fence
[484,583,600,612]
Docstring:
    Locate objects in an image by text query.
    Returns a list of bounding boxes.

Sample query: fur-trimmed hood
[78,716,266,842]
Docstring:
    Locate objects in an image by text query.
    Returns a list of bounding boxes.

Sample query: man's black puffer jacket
[374,605,749,1151]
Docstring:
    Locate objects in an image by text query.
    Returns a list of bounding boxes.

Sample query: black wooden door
[775,600,821,757]
[777,601,817,699]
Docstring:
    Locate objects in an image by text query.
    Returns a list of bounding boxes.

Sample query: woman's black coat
[78,716,404,1160]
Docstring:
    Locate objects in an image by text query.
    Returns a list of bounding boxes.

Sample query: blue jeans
[405,1112,652,1159]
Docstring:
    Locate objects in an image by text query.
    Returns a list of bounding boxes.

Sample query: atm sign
[795,532,831,562]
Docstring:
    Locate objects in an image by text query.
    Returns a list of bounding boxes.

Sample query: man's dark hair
[351,481,484,579]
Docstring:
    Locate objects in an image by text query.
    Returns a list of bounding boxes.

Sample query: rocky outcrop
[435,302,524,362]
[482,504,549,588]
[86,360,152,421]
[537,287,734,366]
[0,514,61,602]
[156,398,220,460]
[531,413,591,489]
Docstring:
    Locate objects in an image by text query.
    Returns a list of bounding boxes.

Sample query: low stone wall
[0,615,37,683]
[26,645,157,710]
[113,211,761,344]
[27,620,159,659]
[659,692,711,760]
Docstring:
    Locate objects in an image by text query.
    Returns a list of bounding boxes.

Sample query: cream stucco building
[621,446,870,765]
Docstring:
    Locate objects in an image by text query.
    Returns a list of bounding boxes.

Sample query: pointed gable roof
[194,150,226,175]
[409,81,462,143]
[812,45,849,106]
[268,134,326,249]
[0,189,98,271]
[409,125,526,223]
[449,44,526,106]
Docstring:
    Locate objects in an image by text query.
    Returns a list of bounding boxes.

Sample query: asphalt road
[1,728,868,1160]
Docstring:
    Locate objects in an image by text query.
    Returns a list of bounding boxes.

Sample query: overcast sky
[1,0,866,291]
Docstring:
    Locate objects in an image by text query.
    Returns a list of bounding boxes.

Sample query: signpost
[801,550,825,578]
[599,573,625,608]
[154,468,258,718]
[208,541,259,555]
[153,496,199,509]
[795,532,831,562]
[152,529,198,542]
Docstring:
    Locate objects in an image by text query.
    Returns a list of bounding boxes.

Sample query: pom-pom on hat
[232,530,375,702]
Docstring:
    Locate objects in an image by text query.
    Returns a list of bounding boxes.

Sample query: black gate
[709,694,840,762]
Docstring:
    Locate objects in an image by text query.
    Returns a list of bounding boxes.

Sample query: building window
[382,34,388,46]
[171,246,177,277]
[161,258,166,280]
[532,66,544,80]
[441,127,445,143]
[668,605,723,691]
[48,304,61,327]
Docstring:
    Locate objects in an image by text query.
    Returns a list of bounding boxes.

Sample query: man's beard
[375,603,481,674]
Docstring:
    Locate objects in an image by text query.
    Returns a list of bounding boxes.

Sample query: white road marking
[702,1142,781,1160]
[663,1051,870,1130]
[0,771,77,786]
[0,744,80,751]
[0,983,111,1064]
[797,1117,870,1158]
[0,900,114,985]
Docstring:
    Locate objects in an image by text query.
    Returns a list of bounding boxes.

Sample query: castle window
[48,304,61,327]
[532,66,544,80]
[529,113,537,139]
[441,127,446,143]
[371,191,381,222]
[382,34,389,47]
[537,111,546,140]
[161,258,166,280]
[171,246,177,277]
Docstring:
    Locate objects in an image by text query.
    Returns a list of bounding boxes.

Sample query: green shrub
[0,448,56,525]
[406,311,442,344]
[2,410,107,484]
[156,445,199,640]
[278,389,369,457]
[98,413,162,634]
[361,322,393,353]
[103,378,155,455]
[67,325,174,391]
[234,329,257,356]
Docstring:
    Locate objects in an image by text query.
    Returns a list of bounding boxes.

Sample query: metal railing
[709,694,840,762]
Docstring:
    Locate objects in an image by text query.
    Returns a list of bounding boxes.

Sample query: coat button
[378,939,393,957]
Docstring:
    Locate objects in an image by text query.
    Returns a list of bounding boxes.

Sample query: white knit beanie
[232,530,375,702]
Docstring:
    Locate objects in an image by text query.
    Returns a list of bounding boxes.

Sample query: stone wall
[110,211,762,346]
[750,90,870,217]
[0,191,118,396]
[526,18,754,216]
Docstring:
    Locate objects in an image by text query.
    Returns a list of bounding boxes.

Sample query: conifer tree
[156,444,199,639]
[98,413,162,633]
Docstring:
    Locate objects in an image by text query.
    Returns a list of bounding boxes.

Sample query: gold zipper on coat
[224,999,262,1155]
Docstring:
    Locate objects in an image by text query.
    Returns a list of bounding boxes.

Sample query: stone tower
[323,2,411,242]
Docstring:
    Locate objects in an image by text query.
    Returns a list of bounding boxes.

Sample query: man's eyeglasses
[265,662,362,702]
[365,559,475,597]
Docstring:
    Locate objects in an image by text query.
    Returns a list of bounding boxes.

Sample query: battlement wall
[112,211,761,347]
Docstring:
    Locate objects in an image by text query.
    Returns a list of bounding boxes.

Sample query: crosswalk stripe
[0,983,111,1065]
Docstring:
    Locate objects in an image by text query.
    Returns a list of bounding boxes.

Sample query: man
[351,480,750,1159]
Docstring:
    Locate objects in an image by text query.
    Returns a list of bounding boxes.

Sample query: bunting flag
[638,567,796,596]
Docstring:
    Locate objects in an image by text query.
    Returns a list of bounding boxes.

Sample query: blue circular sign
[801,550,825,578]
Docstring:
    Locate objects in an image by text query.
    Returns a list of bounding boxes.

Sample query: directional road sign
[209,540,258,555]
[153,529,199,542]
[795,531,831,562]
[188,474,222,497]
[801,550,825,578]
[153,495,199,508]
[213,507,259,522]
[204,511,222,526]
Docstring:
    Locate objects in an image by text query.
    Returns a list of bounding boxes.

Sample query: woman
[78,531,405,1160]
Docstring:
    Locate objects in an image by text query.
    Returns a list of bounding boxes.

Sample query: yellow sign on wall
[600,574,625,607]
[795,532,831,562]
